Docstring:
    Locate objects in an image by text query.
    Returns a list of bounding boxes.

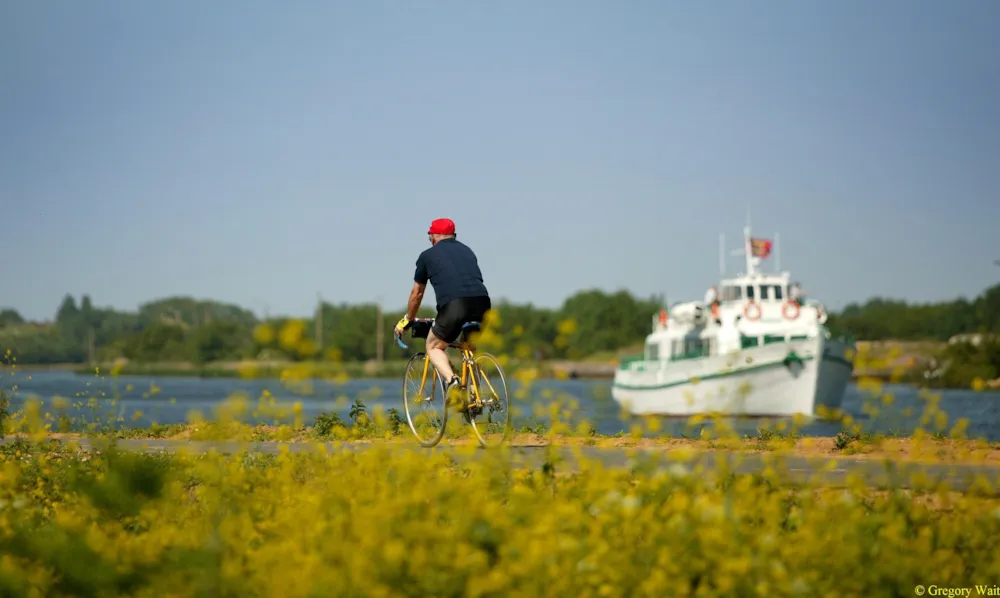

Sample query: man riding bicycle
[393,218,492,399]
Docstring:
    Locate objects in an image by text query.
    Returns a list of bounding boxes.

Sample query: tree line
[1,283,997,366]
[0,290,664,364]
[825,284,1000,342]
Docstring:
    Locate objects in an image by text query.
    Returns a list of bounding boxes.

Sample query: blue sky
[2,1,999,321]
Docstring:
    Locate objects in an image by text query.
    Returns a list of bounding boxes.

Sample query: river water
[2,370,999,441]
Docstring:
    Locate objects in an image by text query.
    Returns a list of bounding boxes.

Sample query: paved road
[7,437,1000,492]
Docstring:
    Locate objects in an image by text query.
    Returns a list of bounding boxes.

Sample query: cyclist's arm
[406,255,429,320]
[405,282,425,320]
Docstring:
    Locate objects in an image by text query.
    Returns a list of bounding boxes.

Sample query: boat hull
[611,337,854,417]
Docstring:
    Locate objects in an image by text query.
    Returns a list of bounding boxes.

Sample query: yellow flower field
[0,436,999,597]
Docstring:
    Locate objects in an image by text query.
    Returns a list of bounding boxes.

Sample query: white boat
[611,224,856,418]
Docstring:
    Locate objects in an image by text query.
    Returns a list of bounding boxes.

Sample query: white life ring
[743,301,761,321]
[782,301,800,320]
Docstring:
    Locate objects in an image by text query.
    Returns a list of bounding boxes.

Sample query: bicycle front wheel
[464,352,512,448]
[402,352,448,448]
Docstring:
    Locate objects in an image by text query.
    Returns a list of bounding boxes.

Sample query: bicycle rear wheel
[402,352,448,447]
[464,352,512,448]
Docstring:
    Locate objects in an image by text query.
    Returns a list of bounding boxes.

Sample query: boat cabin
[640,272,824,365]
[718,277,788,304]
[625,223,831,370]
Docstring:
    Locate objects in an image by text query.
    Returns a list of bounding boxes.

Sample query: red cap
[428,218,455,235]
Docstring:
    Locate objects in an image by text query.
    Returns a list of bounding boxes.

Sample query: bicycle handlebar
[393,318,435,351]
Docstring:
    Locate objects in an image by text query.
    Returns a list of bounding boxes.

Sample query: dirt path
[10,431,1000,466]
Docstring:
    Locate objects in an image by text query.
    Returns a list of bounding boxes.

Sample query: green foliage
[348,397,369,428]
[122,323,187,363]
[69,444,171,518]
[0,289,663,366]
[313,412,347,438]
[0,309,24,327]
[190,320,252,365]
[935,337,1000,389]
[2,283,999,367]
[826,283,1000,341]
[385,408,405,435]
[558,290,663,358]
[835,430,861,450]
[0,388,9,439]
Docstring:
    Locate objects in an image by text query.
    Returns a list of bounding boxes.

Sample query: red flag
[750,238,772,259]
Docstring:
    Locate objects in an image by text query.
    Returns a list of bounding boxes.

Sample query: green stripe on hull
[612,353,852,391]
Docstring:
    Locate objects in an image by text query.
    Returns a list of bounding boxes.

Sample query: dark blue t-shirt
[414,239,489,309]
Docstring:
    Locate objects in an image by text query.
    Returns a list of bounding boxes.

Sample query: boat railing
[618,355,645,368]
[618,355,662,371]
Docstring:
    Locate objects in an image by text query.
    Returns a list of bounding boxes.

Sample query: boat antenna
[743,208,755,276]
[775,232,780,274]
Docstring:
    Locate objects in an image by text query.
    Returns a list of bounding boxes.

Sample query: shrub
[0,388,9,439]
[0,440,997,596]
[312,411,347,438]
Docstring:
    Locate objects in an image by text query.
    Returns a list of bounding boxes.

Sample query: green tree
[123,324,187,363]
[190,321,250,365]
[0,309,25,328]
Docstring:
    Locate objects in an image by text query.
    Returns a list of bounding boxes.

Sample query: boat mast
[743,206,757,277]
[775,233,781,274]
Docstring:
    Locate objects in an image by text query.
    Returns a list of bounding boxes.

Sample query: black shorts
[432,296,492,343]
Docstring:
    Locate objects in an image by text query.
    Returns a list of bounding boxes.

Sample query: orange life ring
[658,309,668,326]
[782,301,800,320]
[743,301,761,321]
[711,302,719,320]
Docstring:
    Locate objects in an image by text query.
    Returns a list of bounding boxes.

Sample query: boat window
[759,285,770,300]
[645,341,659,360]
[745,285,755,300]
[670,338,711,360]
[773,285,784,300]
[721,286,742,301]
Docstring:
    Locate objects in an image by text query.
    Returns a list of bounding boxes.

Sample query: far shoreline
[10,360,613,381]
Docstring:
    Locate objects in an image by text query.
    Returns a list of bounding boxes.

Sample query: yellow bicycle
[394,318,511,448]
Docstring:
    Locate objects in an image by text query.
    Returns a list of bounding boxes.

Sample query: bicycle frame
[395,321,499,411]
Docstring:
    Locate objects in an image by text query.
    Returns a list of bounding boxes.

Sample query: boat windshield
[756,283,785,301]
[721,286,742,301]
[725,283,786,302]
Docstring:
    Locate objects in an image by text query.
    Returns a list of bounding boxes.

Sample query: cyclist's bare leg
[425,331,457,384]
